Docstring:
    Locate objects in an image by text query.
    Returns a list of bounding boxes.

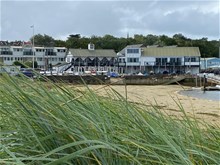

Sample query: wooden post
[195,76,197,87]
[203,74,207,90]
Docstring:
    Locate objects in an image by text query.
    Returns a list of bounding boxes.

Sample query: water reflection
[179,89,220,101]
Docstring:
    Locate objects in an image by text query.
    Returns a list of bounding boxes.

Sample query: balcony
[0,51,13,55]
[45,52,57,56]
[23,51,34,56]
[154,62,182,66]
[184,62,200,66]
[118,62,126,66]
[169,62,182,66]
[126,62,140,66]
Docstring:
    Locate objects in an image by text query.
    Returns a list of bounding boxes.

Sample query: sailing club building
[63,43,118,74]
[117,44,201,75]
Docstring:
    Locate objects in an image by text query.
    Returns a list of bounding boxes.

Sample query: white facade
[118,45,201,75]
[200,58,220,70]
[0,45,67,69]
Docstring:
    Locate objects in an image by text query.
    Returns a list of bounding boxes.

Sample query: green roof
[142,47,201,57]
[69,49,117,58]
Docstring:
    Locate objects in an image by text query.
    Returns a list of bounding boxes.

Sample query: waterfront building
[118,45,201,75]
[0,43,67,69]
[200,57,220,70]
[64,43,117,74]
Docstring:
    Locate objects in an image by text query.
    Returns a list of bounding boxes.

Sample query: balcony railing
[45,52,57,56]
[23,51,34,55]
[0,51,13,55]
[155,62,182,66]
[118,62,126,66]
[184,62,200,66]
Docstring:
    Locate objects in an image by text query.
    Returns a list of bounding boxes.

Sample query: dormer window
[127,49,139,54]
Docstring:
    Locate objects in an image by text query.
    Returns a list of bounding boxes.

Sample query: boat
[203,85,220,91]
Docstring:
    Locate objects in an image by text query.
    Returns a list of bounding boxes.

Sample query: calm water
[179,89,220,101]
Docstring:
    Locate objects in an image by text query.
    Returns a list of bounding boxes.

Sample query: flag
[30,25,34,28]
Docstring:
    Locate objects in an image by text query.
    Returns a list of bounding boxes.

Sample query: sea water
[179,89,220,101]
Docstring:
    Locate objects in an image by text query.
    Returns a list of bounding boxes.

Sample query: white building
[118,45,201,75]
[200,57,220,70]
[64,43,117,74]
[0,44,67,69]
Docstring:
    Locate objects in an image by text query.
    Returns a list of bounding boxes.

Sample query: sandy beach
[84,85,220,125]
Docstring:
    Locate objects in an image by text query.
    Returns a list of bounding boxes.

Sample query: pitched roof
[119,44,143,56]
[126,44,143,48]
[142,47,201,57]
[69,49,117,58]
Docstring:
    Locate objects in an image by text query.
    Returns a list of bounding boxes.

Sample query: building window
[127,58,139,63]
[185,57,198,62]
[37,58,43,61]
[170,58,182,65]
[36,49,44,52]
[45,49,55,55]
[57,49,65,52]
[13,48,22,52]
[59,58,64,61]
[156,58,167,65]
[127,49,139,54]
[191,57,196,62]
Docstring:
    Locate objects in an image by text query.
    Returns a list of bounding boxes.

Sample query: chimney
[88,43,95,50]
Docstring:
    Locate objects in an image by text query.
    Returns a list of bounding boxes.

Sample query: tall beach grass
[0,73,220,164]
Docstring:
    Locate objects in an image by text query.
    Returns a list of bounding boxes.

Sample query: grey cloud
[1,0,219,41]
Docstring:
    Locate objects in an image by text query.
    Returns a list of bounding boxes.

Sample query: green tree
[134,34,145,44]
[66,34,82,48]
[55,40,66,47]
[172,33,188,46]
[144,34,159,46]
[13,61,26,68]
[159,35,177,46]
[24,61,38,68]
[30,34,55,47]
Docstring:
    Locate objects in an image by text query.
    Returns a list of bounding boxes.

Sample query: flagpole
[31,25,35,69]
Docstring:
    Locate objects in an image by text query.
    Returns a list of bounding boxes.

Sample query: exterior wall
[118,46,201,75]
[200,58,220,70]
[70,56,118,75]
[125,48,141,66]
[0,46,67,69]
[140,57,155,66]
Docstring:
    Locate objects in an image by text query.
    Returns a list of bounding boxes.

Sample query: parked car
[20,68,35,78]
[108,72,119,77]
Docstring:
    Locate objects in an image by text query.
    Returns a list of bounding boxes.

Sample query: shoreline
[84,85,220,125]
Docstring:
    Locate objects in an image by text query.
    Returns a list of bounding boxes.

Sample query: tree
[159,35,177,46]
[30,34,55,47]
[13,61,26,68]
[134,34,145,44]
[172,33,188,46]
[144,34,159,46]
[51,33,219,57]
[55,40,66,47]
[24,61,38,68]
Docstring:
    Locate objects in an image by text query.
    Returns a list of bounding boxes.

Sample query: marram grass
[0,73,220,165]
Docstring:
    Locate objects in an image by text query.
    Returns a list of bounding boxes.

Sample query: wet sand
[86,85,220,125]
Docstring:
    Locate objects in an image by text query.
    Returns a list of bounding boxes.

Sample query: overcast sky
[1,0,219,41]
